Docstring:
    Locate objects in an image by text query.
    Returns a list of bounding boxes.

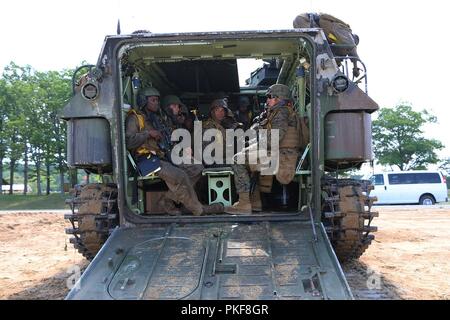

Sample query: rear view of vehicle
[370,171,448,205]
[61,23,378,299]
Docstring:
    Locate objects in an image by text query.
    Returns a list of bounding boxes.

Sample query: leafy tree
[439,158,450,174]
[372,103,444,171]
[17,82,35,195]
[42,69,72,194]
[28,72,50,195]
[0,78,7,190]
[1,62,73,195]
[2,63,37,194]
[1,63,31,193]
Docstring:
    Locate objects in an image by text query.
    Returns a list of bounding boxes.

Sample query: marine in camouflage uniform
[161,95,186,131]
[260,84,301,192]
[230,84,300,206]
[234,96,254,130]
[202,99,251,199]
[160,94,205,196]
[203,99,258,214]
[126,87,222,215]
[225,84,301,214]
[293,12,361,78]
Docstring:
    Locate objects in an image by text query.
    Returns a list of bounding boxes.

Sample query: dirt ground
[0,212,88,300]
[344,205,450,300]
[0,207,449,300]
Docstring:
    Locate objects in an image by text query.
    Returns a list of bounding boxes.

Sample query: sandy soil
[0,207,449,300]
[344,206,450,300]
[0,212,87,300]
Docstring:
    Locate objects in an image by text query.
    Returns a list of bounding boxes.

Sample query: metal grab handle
[71,64,95,96]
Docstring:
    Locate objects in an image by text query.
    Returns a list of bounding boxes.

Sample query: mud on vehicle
[62,27,378,299]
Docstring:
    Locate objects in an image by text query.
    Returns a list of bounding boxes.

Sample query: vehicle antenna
[116,0,121,35]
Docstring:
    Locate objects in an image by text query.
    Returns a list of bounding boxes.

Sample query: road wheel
[419,195,435,205]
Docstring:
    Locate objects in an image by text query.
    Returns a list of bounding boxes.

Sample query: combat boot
[224,193,252,215]
[250,189,262,212]
[161,197,182,216]
[202,203,224,215]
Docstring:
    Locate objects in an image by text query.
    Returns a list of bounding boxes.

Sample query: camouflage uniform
[252,84,301,192]
[262,102,300,188]
[203,100,250,193]
[161,95,185,131]
[159,98,204,188]
[126,104,208,216]
[161,96,210,212]
[264,102,298,148]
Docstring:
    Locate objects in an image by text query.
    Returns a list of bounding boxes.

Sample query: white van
[369,170,448,205]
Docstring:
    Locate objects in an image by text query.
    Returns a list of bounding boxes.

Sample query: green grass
[0,193,70,210]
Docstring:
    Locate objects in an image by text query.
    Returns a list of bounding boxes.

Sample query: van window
[415,173,441,184]
[388,173,415,185]
[388,172,441,185]
[371,174,384,185]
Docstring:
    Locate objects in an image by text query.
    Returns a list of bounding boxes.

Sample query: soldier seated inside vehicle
[202,98,253,214]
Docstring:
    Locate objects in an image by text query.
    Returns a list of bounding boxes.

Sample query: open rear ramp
[66,220,353,300]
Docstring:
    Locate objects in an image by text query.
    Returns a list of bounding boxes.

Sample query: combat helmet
[162,95,184,109]
[137,87,160,108]
[210,98,233,117]
[266,84,291,100]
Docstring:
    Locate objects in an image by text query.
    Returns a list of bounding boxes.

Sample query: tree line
[0,62,74,195]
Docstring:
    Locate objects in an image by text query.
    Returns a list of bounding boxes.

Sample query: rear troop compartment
[117,32,314,216]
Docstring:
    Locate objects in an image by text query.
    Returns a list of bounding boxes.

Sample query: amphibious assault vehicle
[62,23,378,299]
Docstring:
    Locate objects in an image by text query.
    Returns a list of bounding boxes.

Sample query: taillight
[441,173,447,184]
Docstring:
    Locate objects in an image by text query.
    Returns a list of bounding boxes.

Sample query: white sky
[1,0,449,164]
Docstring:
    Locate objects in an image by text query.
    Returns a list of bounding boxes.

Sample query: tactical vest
[127,109,162,157]
[266,105,300,150]
[264,105,310,186]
